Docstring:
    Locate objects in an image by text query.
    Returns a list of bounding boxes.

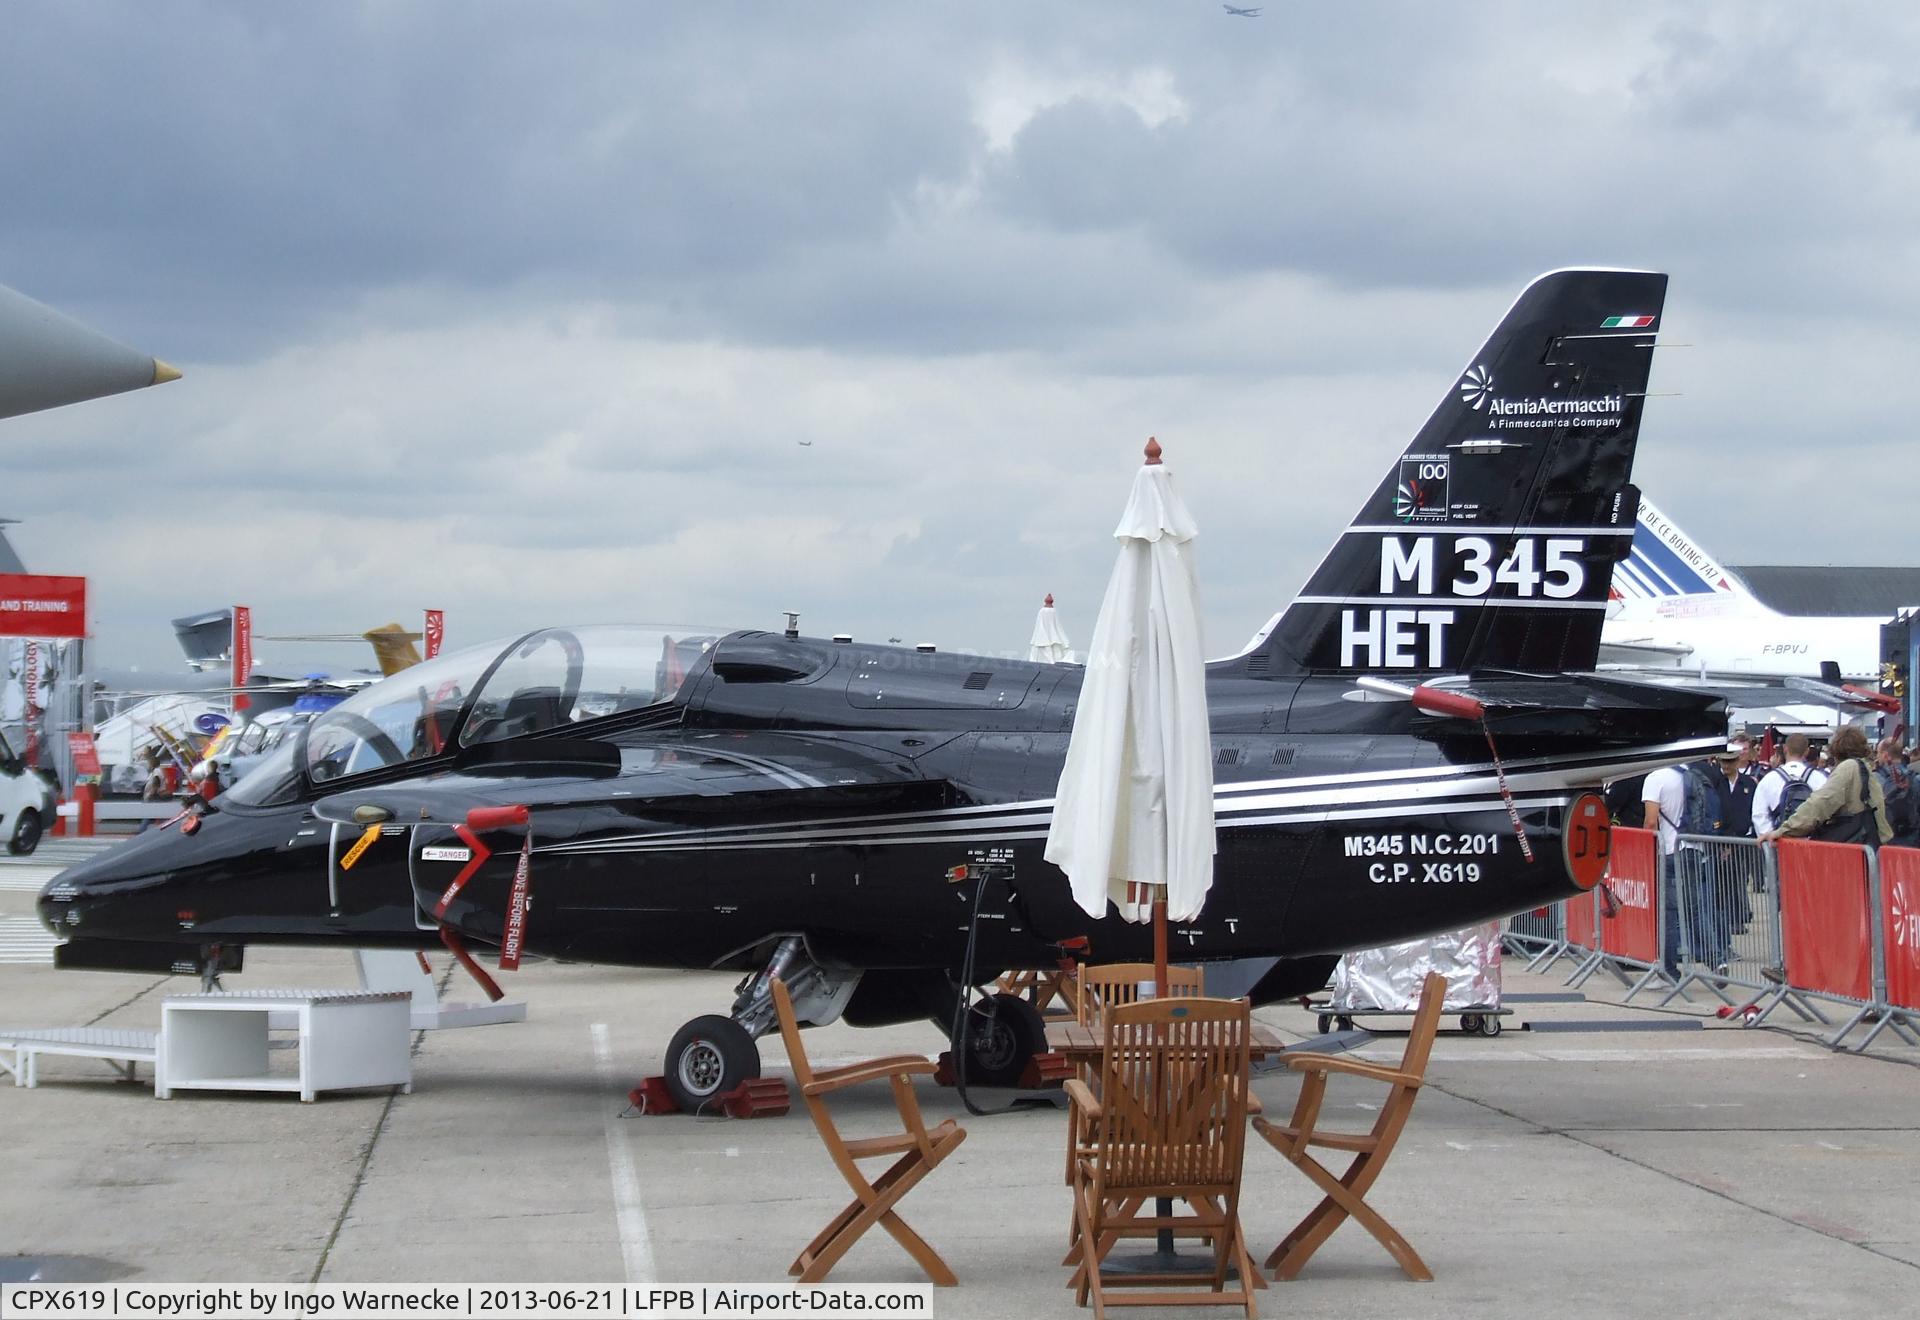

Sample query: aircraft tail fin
[362,623,424,677]
[1611,495,1757,609]
[1237,268,1667,677]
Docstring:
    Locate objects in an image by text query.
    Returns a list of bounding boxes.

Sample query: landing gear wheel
[7,808,41,856]
[664,1015,761,1112]
[958,992,1046,1087]
[1317,1013,1333,1035]
[1479,1014,1503,1038]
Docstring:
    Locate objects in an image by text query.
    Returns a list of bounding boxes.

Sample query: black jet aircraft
[40,268,1722,1108]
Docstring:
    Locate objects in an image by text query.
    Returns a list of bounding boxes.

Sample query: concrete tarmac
[3,845,1918,1316]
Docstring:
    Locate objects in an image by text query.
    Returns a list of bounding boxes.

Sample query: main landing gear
[657,937,1053,1109]
[954,992,1047,1087]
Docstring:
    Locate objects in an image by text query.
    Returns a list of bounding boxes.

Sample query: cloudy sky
[3,2,1916,674]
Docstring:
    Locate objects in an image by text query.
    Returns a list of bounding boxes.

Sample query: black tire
[1316,1014,1333,1035]
[7,808,41,856]
[1480,1015,1503,1038]
[1337,1015,1355,1032]
[663,1015,760,1112]
[1459,1013,1481,1033]
[956,991,1046,1087]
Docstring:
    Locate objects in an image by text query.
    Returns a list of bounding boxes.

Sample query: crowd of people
[1623,726,1917,979]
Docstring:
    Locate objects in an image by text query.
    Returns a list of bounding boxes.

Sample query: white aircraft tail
[1611,496,1761,611]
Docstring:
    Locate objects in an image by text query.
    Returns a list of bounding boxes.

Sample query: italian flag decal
[1602,315,1655,328]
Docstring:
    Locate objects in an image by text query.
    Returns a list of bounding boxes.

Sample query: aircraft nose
[35,838,169,940]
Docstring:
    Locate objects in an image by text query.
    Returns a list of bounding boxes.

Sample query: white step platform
[0,1028,158,1088]
[353,949,528,1030]
[157,989,411,1103]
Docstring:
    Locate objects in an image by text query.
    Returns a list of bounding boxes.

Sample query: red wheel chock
[625,1074,791,1119]
[627,1076,681,1115]
[1019,1051,1072,1089]
[721,1076,791,1119]
[932,1050,1069,1090]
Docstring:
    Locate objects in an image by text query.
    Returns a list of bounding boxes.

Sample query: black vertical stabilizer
[1237,267,1667,677]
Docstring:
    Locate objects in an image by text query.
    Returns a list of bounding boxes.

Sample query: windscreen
[223,737,303,807]
[305,641,498,783]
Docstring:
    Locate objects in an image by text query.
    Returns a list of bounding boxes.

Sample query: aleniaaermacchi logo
[1459,365,1494,410]
[1456,361,1625,431]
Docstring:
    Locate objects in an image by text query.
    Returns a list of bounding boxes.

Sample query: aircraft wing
[1596,639,1695,665]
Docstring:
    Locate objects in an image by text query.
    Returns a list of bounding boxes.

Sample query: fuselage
[1604,600,1885,682]
[40,628,1721,980]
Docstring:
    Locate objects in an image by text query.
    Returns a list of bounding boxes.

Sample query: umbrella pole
[1153,895,1169,999]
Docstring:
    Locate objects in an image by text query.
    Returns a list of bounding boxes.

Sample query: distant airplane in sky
[1223,5,1262,16]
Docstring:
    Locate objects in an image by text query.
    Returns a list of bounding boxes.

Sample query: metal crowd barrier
[1500,905,1572,972]
[1532,829,1920,1051]
[1660,833,1817,1018]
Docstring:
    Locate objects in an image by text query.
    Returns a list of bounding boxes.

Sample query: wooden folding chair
[996,966,1081,1018]
[1252,970,1446,1282]
[1065,963,1205,1184]
[771,978,968,1285]
[1065,998,1259,1319]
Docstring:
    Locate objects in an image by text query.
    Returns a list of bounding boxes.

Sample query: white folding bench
[0,1027,158,1088]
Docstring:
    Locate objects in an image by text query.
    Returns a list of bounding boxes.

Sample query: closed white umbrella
[1044,438,1215,993]
[1028,593,1073,664]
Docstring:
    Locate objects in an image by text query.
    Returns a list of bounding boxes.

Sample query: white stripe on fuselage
[536,736,1713,858]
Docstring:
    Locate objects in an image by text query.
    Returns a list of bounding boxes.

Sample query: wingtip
[151,359,182,385]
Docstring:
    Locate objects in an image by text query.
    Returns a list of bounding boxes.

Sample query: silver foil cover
[1331,922,1503,1012]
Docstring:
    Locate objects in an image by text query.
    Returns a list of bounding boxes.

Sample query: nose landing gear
[658,935,860,1112]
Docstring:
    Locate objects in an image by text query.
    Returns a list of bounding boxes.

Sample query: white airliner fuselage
[1600,497,1905,683]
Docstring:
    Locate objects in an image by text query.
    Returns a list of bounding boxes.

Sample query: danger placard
[0,574,87,638]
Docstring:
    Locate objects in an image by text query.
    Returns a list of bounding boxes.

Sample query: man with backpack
[1751,733,1827,838]
[1760,725,1892,848]
[1874,737,1916,848]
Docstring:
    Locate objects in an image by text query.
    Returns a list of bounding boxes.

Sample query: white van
[0,728,56,855]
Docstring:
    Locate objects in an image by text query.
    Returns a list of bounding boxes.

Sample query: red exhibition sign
[0,573,87,638]
[67,732,101,776]
[1778,839,1873,1003]
[1878,846,1920,1012]
[424,608,444,660]
[1599,826,1660,966]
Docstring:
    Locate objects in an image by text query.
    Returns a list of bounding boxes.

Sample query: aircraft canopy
[300,625,719,785]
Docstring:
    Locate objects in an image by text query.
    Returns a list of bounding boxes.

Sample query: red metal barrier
[1777,839,1873,1003]
[1878,846,1920,1012]
[1599,827,1660,966]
